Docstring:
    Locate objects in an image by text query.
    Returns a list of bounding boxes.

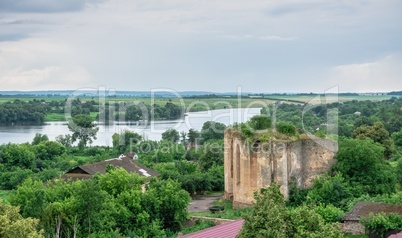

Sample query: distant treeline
[0,100,48,124]
[388,91,402,96]
[262,96,402,137]
[100,101,183,122]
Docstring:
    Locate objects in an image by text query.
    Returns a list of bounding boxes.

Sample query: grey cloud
[267,1,360,17]
[0,33,28,41]
[0,0,105,13]
[0,18,41,25]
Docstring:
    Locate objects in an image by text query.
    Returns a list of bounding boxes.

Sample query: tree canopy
[68,114,99,149]
[332,138,396,196]
[161,129,180,143]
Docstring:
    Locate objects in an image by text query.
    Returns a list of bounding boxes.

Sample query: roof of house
[180,219,244,238]
[62,155,158,181]
[343,202,402,221]
[389,233,402,238]
[388,233,402,238]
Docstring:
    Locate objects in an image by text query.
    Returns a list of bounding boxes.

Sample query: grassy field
[45,112,98,122]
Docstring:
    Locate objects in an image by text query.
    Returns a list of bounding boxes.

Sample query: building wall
[224,129,337,208]
[339,221,365,235]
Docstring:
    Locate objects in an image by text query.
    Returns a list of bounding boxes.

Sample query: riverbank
[0,108,261,146]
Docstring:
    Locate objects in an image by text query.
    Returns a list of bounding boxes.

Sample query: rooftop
[343,202,402,221]
[180,219,244,238]
[62,154,158,181]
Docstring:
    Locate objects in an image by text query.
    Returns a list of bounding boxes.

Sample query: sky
[0,0,401,93]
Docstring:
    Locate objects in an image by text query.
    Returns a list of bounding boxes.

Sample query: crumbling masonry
[224,129,338,209]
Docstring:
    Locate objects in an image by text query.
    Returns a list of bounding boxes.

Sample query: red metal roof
[389,233,402,238]
[181,219,244,238]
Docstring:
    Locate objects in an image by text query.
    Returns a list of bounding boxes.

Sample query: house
[62,153,157,181]
[179,219,244,238]
[389,233,402,238]
[342,202,402,235]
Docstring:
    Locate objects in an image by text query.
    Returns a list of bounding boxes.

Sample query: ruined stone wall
[224,129,337,208]
[339,222,366,235]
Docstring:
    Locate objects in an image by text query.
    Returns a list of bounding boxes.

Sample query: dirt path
[188,194,223,213]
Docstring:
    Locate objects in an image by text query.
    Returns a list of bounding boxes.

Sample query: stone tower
[224,128,337,209]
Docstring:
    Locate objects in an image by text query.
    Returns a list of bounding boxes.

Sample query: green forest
[1,96,402,237]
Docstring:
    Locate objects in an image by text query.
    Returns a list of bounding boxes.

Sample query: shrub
[276,122,296,136]
[314,204,344,223]
[250,115,272,130]
[361,213,402,237]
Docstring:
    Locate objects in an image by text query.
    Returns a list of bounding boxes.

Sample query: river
[0,108,260,146]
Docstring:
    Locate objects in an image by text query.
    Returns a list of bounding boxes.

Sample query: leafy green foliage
[276,121,296,136]
[198,139,224,170]
[332,138,396,196]
[361,213,402,237]
[353,121,394,158]
[314,204,344,223]
[238,184,343,238]
[0,99,47,124]
[238,184,288,238]
[250,115,272,130]
[397,158,402,185]
[200,121,226,142]
[10,169,190,237]
[142,179,191,231]
[125,103,147,121]
[112,130,142,153]
[68,114,99,149]
[286,204,343,237]
[161,129,180,143]
[155,161,209,194]
[307,174,353,209]
[187,129,200,147]
[0,200,44,238]
[31,133,49,145]
[392,129,402,147]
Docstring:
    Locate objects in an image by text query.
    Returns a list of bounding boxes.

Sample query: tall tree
[112,130,142,153]
[161,129,180,143]
[32,133,49,145]
[200,121,226,142]
[68,114,99,149]
[352,121,394,158]
[187,129,200,148]
[0,201,44,238]
[238,184,342,238]
[332,138,396,196]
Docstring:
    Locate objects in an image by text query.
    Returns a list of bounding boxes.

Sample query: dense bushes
[238,184,343,238]
[9,169,190,237]
[361,213,402,237]
[154,161,224,194]
[249,115,272,130]
[276,122,296,136]
[0,100,47,124]
[332,138,396,196]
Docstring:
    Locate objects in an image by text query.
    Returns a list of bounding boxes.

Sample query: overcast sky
[0,0,401,93]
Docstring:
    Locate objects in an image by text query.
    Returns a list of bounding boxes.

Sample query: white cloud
[329,55,402,92]
[0,0,401,92]
[222,34,298,41]
[0,38,91,90]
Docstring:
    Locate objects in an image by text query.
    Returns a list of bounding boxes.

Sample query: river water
[0,108,260,146]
